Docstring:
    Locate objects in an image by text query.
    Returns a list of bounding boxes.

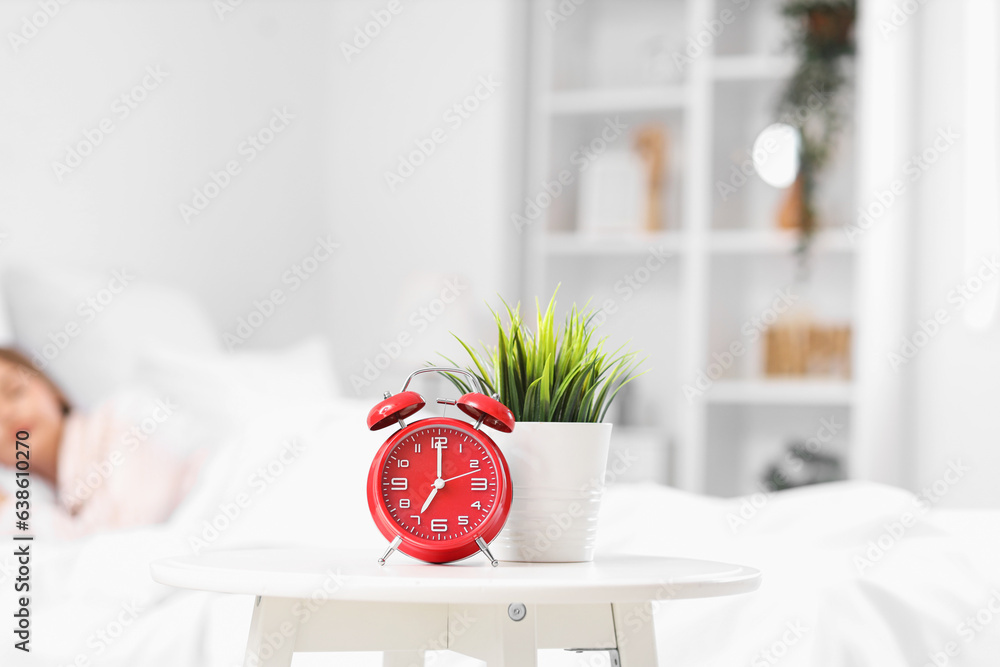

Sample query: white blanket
[600,483,1000,666]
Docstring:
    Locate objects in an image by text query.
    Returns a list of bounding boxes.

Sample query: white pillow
[3,264,219,409]
[130,337,340,446]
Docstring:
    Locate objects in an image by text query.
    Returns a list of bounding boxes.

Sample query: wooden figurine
[633,124,668,231]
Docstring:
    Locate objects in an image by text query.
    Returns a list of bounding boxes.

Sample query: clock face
[367,417,512,563]
[381,424,498,540]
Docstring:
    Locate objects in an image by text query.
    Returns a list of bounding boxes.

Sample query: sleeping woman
[0,348,201,537]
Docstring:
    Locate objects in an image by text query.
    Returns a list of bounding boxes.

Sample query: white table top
[150,548,761,604]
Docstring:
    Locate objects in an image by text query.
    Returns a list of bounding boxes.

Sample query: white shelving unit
[707,229,853,254]
[711,54,796,80]
[544,231,686,256]
[523,0,858,495]
[706,379,854,406]
[544,86,687,115]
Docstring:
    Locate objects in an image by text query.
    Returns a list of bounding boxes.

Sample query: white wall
[0,0,338,348]
[858,0,1000,507]
[907,2,1000,507]
[324,0,523,399]
[842,0,1000,507]
[0,0,523,398]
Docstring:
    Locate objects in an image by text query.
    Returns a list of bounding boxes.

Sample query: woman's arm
[56,399,203,538]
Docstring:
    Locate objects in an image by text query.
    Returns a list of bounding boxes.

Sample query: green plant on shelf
[437,287,646,423]
[778,0,857,254]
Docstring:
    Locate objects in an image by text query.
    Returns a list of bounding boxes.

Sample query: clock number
[414,443,421,453]
[431,436,447,450]
[430,519,448,532]
[410,515,421,525]
[471,501,482,510]
[390,478,407,491]
[399,498,410,509]
[470,459,480,469]
[458,516,469,526]
[471,478,488,491]
[397,459,409,468]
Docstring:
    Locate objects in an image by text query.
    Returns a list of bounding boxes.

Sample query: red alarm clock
[366,368,515,566]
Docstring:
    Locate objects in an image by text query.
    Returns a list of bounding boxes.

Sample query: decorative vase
[777,173,805,230]
[490,422,613,563]
[806,6,855,49]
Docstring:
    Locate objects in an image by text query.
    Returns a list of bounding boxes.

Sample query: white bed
[1,268,999,666]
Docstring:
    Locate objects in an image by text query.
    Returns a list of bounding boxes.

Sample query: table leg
[448,603,538,667]
[243,596,298,667]
[612,602,658,666]
[382,651,426,667]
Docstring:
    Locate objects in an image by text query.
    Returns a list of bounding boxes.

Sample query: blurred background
[1,0,998,505]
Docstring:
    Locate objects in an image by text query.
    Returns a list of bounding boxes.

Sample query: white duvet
[2,345,999,666]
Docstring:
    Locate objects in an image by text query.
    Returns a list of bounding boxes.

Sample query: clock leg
[379,536,403,565]
[611,602,658,666]
[382,651,425,667]
[475,536,499,567]
[243,596,298,667]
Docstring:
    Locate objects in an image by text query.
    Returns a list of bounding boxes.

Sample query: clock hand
[441,469,479,483]
[420,486,438,514]
[436,439,443,479]
[421,471,479,514]
[420,478,445,514]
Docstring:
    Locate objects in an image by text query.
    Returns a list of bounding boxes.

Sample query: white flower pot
[490,421,613,563]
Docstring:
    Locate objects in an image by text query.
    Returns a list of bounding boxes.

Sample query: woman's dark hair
[0,347,72,415]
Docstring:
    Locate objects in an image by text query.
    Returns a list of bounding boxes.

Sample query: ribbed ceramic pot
[490,422,613,563]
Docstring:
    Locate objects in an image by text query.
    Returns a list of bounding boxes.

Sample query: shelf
[706,379,853,406]
[708,229,853,254]
[543,229,854,256]
[711,55,796,81]
[543,86,687,115]
[544,231,685,256]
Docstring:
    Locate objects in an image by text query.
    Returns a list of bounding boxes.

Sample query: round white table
[151,548,761,667]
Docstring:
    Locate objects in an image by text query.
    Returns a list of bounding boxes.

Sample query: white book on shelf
[576,149,645,234]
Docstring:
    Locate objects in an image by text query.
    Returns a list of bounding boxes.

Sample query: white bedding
[601,484,1000,666]
[1,342,999,666]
